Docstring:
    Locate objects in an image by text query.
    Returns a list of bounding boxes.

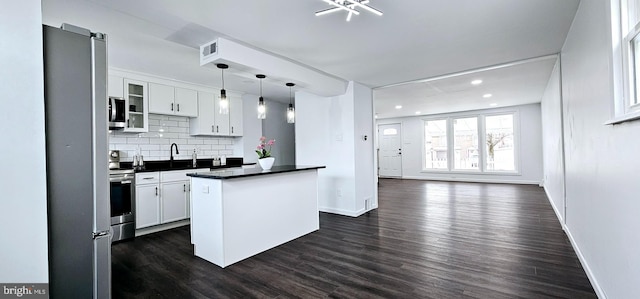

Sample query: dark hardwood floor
[112,179,596,298]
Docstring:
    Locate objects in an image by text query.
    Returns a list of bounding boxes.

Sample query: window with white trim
[611,0,640,123]
[423,112,517,173]
[424,119,448,170]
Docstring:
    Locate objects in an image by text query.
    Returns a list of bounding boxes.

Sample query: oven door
[108,97,126,129]
[110,174,134,225]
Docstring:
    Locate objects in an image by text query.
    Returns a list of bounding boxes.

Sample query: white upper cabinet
[175,87,198,117]
[123,79,148,133]
[229,96,243,136]
[149,83,198,117]
[189,91,216,136]
[108,75,124,98]
[214,95,230,135]
[190,92,243,136]
[148,83,174,115]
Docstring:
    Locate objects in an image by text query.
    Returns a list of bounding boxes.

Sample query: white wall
[540,60,565,223]
[296,82,376,216]
[0,0,49,282]
[550,0,640,297]
[353,83,376,210]
[240,94,263,164]
[261,100,296,166]
[377,103,543,184]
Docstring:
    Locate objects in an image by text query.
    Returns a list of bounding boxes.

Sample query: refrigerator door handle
[92,230,110,239]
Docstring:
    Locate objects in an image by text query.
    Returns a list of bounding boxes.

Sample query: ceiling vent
[199,38,346,97]
[201,39,217,59]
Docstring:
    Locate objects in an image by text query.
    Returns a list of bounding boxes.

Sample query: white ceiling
[41,0,578,113]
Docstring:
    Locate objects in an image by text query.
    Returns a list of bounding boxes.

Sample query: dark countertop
[121,158,253,173]
[186,165,326,180]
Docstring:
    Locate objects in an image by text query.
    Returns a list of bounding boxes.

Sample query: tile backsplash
[109,114,236,162]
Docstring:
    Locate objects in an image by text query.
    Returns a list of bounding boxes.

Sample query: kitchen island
[187,165,325,268]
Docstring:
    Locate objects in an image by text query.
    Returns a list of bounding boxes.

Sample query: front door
[378,123,402,177]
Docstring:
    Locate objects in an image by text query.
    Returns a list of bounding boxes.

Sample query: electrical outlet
[201,185,209,194]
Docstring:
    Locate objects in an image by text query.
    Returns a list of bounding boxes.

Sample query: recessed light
[483,93,492,98]
[489,103,497,107]
[415,111,421,115]
[374,114,378,118]
[471,79,483,85]
[395,105,402,109]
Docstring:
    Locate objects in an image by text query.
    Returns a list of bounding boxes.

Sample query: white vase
[258,157,275,170]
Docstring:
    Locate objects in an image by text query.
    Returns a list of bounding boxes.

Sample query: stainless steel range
[109,150,135,242]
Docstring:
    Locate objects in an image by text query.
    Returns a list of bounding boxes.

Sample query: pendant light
[216,63,229,114]
[286,82,295,124]
[256,74,266,119]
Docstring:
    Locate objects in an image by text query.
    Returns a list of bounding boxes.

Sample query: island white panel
[190,169,320,268]
[191,178,224,265]
[222,171,319,266]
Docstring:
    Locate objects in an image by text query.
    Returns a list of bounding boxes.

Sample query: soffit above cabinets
[200,38,347,97]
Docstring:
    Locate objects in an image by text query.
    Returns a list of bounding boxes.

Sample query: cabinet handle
[171,103,174,111]
[127,119,130,127]
[183,184,186,192]
[231,127,234,134]
[155,187,158,196]
[177,104,180,111]
[216,125,219,132]
[142,177,154,180]
[211,125,214,132]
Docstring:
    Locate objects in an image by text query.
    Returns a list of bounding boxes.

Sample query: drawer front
[135,172,160,184]
[161,168,208,182]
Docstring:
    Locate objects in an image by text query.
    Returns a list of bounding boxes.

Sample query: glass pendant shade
[286,82,295,124]
[258,97,266,119]
[256,74,266,119]
[217,64,229,115]
[219,89,229,114]
[287,103,295,123]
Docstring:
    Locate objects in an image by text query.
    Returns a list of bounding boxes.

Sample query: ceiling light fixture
[471,79,483,85]
[490,103,498,107]
[316,0,382,22]
[483,93,492,98]
[286,83,296,124]
[415,111,421,115]
[256,74,266,119]
[395,105,402,109]
[216,63,229,114]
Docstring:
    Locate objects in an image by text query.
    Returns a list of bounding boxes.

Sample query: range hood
[200,38,346,97]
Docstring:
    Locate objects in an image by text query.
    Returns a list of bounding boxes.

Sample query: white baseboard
[135,219,190,237]
[401,175,541,185]
[542,185,605,299]
[319,206,368,217]
[564,226,607,299]
[542,185,565,225]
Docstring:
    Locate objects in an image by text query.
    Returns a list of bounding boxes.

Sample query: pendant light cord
[221,68,225,89]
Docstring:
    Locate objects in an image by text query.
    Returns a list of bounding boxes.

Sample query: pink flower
[260,136,266,141]
[267,139,275,146]
[257,145,264,150]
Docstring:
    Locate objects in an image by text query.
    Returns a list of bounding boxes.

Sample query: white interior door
[378,123,402,177]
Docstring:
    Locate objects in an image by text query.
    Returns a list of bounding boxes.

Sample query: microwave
[108,97,126,129]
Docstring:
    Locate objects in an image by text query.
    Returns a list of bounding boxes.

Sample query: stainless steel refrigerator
[43,24,111,298]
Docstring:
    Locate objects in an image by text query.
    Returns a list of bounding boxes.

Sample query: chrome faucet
[170,143,179,166]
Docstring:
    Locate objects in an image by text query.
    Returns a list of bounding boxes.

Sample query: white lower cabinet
[135,180,160,229]
[160,181,189,223]
[135,169,206,231]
